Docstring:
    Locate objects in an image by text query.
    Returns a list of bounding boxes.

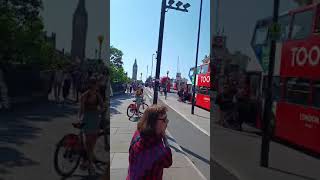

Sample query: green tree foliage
[109,46,129,83]
[110,45,124,69]
[0,0,68,70]
[110,63,129,83]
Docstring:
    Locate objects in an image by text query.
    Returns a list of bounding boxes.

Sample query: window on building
[291,10,314,40]
[286,78,311,105]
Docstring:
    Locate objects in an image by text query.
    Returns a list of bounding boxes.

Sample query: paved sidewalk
[110,94,206,180]
[145,88,210,136]
[211,106,320,180]
[0,101,108,180]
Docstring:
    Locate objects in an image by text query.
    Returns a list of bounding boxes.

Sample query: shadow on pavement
[212,160,239,180]
[0,147,40,175]
[268,167,317,180]
[213,124,260,139]
[167,135,210,165]
[0,101,77,175]
[195,114,210,120]
[169,145,188,156]
[110,107,121,115]
[0,102,77,146]
[110,93,134,117]
[61,173,102,180]
[179,145,210,165]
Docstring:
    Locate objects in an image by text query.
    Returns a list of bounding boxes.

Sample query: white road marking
[145,89,210,136]
[166,130,208,180]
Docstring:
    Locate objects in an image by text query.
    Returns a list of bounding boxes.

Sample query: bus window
[313,82,320,108]
[199,87,208,95]
[315,9,320,33]
[278,15,291,41]
[201,64,209,74]
[291,10,314,40]
[286,78,311,105]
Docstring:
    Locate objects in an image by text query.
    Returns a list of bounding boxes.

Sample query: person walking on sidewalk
[215,83,237,128]
[62,71,72,104]
[127,105,172,180]
[53,66,64,102]
[235,80,250,131]
[163,81,168,100]
[129,84,133,94]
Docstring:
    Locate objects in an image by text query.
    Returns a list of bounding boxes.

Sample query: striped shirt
[127,130,172,180]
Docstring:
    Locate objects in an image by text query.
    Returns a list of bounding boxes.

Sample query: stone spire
[71,0,88,62]
[132,59,138,81]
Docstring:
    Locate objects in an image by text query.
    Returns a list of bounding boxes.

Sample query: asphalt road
[146,89,241,180]
[166,107,210,179]
[212,161,239,180]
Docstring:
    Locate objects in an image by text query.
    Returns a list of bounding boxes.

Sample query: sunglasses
[158,116,169,123]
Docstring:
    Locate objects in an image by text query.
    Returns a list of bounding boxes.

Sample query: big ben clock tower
[71,0,88,62]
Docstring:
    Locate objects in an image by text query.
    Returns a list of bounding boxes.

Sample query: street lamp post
[98,35,104,60]
[147,65,149,80]
[260,0,280,168]
[153,0,190,105]
[191,0,203,114]
[151,54,155,78]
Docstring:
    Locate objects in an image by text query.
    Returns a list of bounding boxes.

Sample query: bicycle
[54,122,107,177]
[127,98,149,119]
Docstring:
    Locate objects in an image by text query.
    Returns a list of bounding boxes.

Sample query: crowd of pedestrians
[177,86,192,103]
[215,78,255,131]
[49,67,108,105]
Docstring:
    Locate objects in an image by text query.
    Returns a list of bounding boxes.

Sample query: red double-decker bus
[251,3,320,154]
[189,62,210,110]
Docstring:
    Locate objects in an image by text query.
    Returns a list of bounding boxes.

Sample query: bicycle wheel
[139,103,149,115]
[92,134,109,173]
[127,105,135,118]
[54,134,82,177]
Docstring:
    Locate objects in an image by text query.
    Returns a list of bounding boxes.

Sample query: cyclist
[135,87,144,116]
[78,77,104,170]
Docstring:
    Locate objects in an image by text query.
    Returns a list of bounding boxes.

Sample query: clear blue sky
[111,0,210,83]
